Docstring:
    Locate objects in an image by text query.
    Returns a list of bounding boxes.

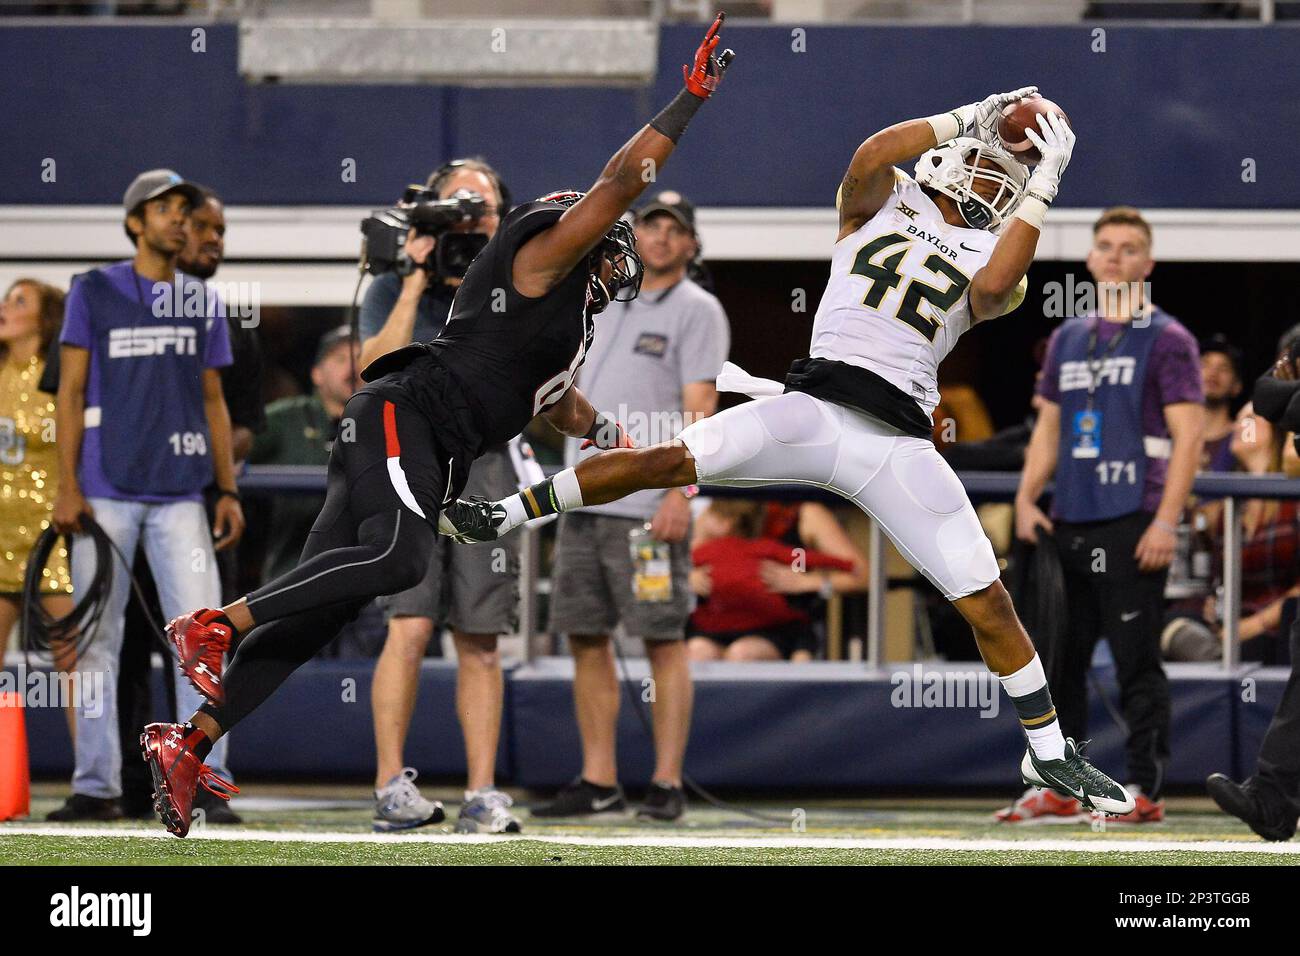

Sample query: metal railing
[240,465,1300,670]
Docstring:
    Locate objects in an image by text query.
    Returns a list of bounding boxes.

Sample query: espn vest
[77,268,213,496]
[1052,310,1173,523]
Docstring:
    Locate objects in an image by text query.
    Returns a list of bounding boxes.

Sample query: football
[998,95,1071,165]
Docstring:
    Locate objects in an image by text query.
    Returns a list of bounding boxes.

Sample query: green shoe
[1021,738,1136,816]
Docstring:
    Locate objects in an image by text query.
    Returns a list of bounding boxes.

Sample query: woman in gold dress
[0,278,74,655]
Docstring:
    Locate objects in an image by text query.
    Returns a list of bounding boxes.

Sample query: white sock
[500,468,586,534]
[998,655,1066,762]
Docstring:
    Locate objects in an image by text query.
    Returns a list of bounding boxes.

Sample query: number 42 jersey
[809,169,1001,420]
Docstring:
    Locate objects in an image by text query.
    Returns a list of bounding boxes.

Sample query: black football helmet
[537,190,643,313]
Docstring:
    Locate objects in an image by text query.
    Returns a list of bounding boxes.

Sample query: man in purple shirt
[1008,207,1205,825]
[47,169,244,822]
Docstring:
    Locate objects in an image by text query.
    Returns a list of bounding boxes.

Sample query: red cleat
[167,609,233,703]
[1095,786,1165,825]
[993,787,1087,824]
[140,722,237,838]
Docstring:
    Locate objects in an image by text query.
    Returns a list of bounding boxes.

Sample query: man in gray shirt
[536,192,730,822]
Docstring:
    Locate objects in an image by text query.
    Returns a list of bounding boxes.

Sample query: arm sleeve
[60,278,93,349]
[1036,327,1063,405]
[204,295,234,369]
[358,274,401,342]
[677,294,731,386]
[1152,323,1204,407]
[222,326,267,433]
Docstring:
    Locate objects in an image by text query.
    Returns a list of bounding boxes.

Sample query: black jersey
[361,201,593,453]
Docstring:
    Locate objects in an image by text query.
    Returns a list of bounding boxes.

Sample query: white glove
[1023,111,1076,203]
[936,86,1038,147]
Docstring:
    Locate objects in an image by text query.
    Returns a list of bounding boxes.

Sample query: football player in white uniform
[442,88,1136,815]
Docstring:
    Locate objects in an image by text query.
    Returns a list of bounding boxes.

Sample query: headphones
[427,158,512,214]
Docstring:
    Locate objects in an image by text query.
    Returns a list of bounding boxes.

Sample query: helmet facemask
[537,191,644,314]
[914,138,1027,231]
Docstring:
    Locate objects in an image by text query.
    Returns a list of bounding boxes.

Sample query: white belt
[1144,436,1172,460]
[84,406,102,428]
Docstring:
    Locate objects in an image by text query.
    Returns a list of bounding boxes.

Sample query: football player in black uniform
[139,14,736,837]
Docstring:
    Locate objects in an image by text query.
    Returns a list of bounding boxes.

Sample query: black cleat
[531,778,626,818]
[438,496,507,543]
[636,782,686,822]
[194,787,244,825]
[45,794,124,822]
[1207,773,1297,842]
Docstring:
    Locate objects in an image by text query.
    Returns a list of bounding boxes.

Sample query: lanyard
[1083,318,1127,411]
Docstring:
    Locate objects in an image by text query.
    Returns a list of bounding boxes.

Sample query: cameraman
[1208,324,1300,841]
[358,158,523,835]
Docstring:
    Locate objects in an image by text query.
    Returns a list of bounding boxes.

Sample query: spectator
[1198,334,1244,472]
[1207,333,1300,841]
[1163,402,1299,663]
[1205,403,1300,661]
[688,499,866,661]
[538,191,729,823]
[248,326,360,583]
[178,186,265,467]
[358,158,524,835]
[1009,206,1204,825]
[47,169,243,822]
[0,279,74,673]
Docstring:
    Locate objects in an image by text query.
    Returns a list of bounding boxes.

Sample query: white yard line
[2,825,1298,854]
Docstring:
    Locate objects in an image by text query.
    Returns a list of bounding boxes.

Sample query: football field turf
[4,785,1297,866]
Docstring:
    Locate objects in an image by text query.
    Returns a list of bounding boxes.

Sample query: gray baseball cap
[122,169,204,216]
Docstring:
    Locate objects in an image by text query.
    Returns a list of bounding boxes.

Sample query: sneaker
[993,787,1086,824]
[372,768,445,833]
[438,497,507,543]
[1020,737,1136,816]
[166,608,234,703]
[140,722,238,838]
[194,787,244,825]
[531,778,626,818]
[1097,785,1165,824]
[456,788,522,834]
[636,782,686,822]
[46,794,125,823]
[1207,773,1297,842]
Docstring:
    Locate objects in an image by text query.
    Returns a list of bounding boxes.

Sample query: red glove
[684,12,735,99]
[580,418,636,451]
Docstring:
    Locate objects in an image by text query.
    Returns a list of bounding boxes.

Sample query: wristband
[924,110,965,144]
[650,88,706,144]
[1153,518,1178,534]
[1011,194,1050,231]
[217,488,241,503]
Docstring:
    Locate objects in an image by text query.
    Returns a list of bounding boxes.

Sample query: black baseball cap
[1200,334,1245,381]
[123,168,204,216]
[637,190,696,234]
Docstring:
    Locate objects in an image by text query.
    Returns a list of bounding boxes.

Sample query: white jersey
[809,169,998,419]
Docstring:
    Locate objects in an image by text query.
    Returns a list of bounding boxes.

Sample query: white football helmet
[914,137,1027,231]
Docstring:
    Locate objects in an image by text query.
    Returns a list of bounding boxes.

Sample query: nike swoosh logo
[959,242,980,252]
[591,794,622,811]
[1121,610,1141,622]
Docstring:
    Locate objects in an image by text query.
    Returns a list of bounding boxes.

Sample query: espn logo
[1059,356,1136,391]
[108,326,197,358]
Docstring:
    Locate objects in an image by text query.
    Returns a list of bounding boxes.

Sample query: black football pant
[1050,511,1172,797]
[1253,618,1300,812]
[199,393,444,733]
